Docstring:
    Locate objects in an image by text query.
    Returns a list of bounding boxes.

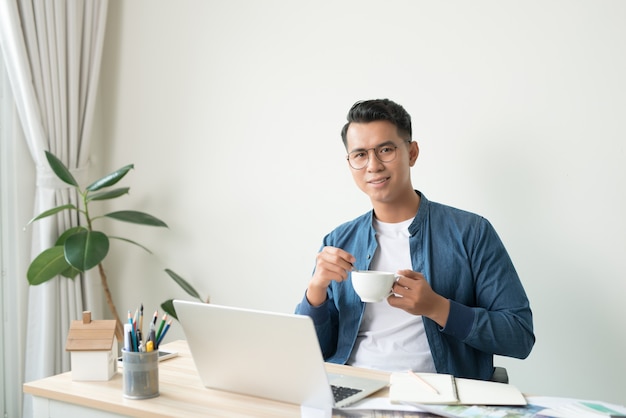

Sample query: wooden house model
[65,311,118,381]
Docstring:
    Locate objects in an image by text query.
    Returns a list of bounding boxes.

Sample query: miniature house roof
[66,311,117,352]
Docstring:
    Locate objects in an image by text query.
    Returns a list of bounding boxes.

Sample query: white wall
[94,0,626,405]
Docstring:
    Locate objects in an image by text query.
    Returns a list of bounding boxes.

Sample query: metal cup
[122,349,159,399]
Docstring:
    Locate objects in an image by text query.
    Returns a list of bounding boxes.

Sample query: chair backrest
[491,366,509,384]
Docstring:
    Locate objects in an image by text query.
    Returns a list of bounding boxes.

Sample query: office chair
[491,366,509,384]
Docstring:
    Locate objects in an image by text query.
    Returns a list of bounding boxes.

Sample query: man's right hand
[306,247,356,307]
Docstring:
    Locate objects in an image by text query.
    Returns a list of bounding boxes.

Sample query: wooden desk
[24,340,391,418]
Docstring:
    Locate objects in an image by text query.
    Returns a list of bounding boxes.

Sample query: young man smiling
[296,99,535,381]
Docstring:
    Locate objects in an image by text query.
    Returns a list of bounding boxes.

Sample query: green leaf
[45,151,78,187]
[60,265,81,279]
[56,225,90,278]
[86,187,130,202]
[27,246,72,285]
[160,299,178,320]
[108,236,153,254]
[55,226,87,246]
[104,210,168,227]
[27,204,78,225]
[56,227,85,279]
[64,230,109,271]
[86,164,134,192]
[164,269,202,300]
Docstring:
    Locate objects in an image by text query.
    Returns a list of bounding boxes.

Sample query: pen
[152,310,158,326]
[156,313,167,342]
[128,311,137,352]
[149,322,156,348]
[123,323,132,352]
[408,370,439,395]
[156,319,172,348]
[133,307,139,333]
[139,303,144,334]
[137,329,143,350]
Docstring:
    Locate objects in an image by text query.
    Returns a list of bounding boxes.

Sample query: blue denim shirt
[296,191,534,380]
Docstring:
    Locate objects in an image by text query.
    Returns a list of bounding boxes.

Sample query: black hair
[340,99,412,147]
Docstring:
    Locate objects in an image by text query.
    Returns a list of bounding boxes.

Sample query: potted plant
[26,151,207,341]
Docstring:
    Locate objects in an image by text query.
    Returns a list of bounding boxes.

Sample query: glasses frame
[346,140,412,170]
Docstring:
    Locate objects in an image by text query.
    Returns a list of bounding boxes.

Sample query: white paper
[527,396,626,418]
[341,397,427,412]
[301,405,332,418]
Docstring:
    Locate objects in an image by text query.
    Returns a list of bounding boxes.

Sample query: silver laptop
[173,300,388,409]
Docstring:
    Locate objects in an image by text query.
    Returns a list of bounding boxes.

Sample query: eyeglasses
[346,141,410,170]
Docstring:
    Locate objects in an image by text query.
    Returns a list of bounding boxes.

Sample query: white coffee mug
[351,270,396,303]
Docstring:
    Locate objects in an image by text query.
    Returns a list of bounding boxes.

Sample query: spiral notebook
[390,371,526,406]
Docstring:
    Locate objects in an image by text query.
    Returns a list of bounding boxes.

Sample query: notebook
[389,371,527,406]
[173,300,388,409]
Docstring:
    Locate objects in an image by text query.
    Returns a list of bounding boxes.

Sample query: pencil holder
[122,349,159,399]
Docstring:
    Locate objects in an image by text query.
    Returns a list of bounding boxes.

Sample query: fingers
[314,247,356,284]
[389,274,451,327]
[322,247,356,271]
[392,270,424,291]
[389,270,428,306]
[388,270,447,320]
[396,269,424,281]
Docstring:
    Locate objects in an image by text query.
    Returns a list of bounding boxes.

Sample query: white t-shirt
[347,217,437,373]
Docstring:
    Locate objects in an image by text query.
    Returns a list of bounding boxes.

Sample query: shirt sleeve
[440,217,535,359]
[295,291,340,359]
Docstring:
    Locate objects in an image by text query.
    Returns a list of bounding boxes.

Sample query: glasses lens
[376,145,397,162]
[348,145,398,169]
[348,151,368,169]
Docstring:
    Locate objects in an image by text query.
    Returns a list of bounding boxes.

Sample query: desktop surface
[23,340,390,418]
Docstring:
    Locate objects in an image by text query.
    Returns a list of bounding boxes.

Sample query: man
[296,99,534,380]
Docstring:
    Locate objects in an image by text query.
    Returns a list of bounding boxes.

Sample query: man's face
[345,120,418,206]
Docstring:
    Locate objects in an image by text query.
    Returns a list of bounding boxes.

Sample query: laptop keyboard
[331,384,362,402]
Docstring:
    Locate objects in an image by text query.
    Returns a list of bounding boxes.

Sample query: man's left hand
[388,269,450,327]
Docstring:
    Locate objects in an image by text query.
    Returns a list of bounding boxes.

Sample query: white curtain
[0,1,108,416]
[0,52,29,418]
